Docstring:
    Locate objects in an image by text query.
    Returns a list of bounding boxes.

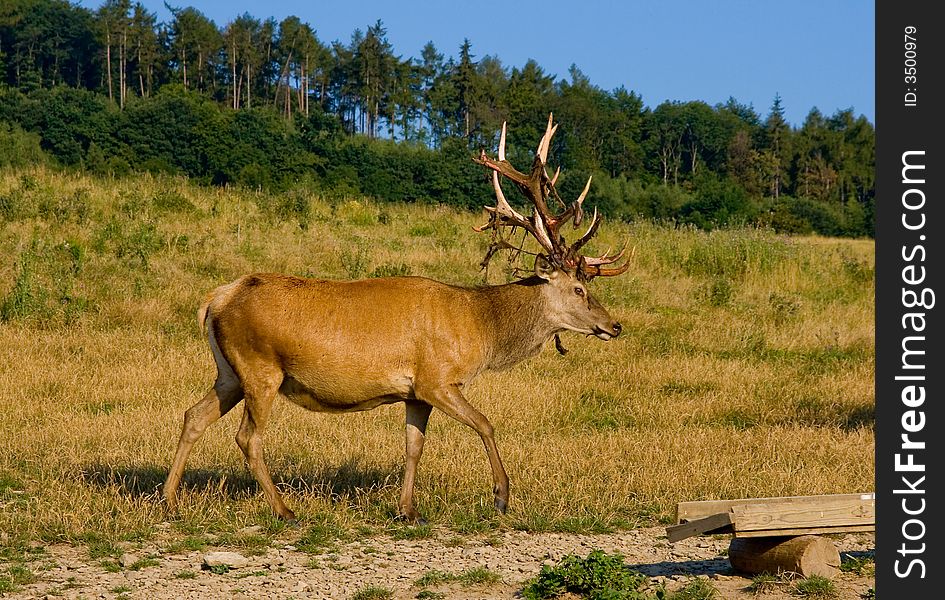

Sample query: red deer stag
[162,115,630,523]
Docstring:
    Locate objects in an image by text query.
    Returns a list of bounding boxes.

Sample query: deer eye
[574,286,585,297]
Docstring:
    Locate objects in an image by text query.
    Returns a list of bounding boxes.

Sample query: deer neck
[478,277,557,371]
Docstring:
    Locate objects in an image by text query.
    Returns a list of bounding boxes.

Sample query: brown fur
[162,266,621,522]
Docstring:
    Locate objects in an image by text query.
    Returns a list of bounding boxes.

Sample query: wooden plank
[666,512,734,543]
[735,524,876,538]
[731,496,874,533]
[675,493,874,524]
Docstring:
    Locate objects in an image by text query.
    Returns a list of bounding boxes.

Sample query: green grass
[839,554,875,577]
[128,557,160,570]
[0,564,36,594]
[389,523,434,541]
[414,566,502,588]
[747,573,784,595]
[350,585,394,600]
[295,516,350,553]
[792,575,837,599]
[671,578,718,600]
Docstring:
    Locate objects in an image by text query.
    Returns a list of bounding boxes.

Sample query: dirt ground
[3,526,875,600]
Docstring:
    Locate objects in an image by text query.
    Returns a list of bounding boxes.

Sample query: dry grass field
[0,167,873,558]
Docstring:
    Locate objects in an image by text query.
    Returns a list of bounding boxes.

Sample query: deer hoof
[396,511,428,526]
[494,497,508,514]
[276,509,297,523]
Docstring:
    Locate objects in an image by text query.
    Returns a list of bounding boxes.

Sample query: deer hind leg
[163,381,242,510]
[399,401,433,524]
[418,384,510,514]
[235,372,296,521]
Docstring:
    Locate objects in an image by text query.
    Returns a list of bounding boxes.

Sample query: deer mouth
[591,322,622,340]
[592,327,615,341]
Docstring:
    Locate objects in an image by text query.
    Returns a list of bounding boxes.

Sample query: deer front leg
[418,384,509,514]
[399,401,433,524]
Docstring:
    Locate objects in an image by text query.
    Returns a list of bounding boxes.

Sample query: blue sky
[78,0,875,127]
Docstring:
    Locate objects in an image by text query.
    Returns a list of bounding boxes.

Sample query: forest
[0,0,875,236]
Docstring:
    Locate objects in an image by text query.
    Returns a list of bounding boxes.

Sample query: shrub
[522,549,651,600]
[0,123,47,168]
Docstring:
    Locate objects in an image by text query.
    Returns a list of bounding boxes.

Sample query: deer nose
[612,322,622,337]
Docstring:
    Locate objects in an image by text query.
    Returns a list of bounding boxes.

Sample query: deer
[161,114,631,524]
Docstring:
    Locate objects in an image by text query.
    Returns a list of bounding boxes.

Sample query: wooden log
[728,535,840,578]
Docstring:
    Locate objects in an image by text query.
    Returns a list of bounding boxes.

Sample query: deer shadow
[79,458,399,502]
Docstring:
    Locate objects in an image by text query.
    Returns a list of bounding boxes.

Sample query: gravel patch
[3,527,874,599]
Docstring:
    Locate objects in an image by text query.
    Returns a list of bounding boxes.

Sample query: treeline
[0,0,874,236]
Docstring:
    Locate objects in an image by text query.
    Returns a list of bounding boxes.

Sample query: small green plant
[840,555,875,577]
[295,517,349,553]
[234,570,268,579]
[414,570,453,587]
[522,549,651,600]
[861,587,874,600]
[223,533,272,556]
[340,245,369,278]
[0,564,36,594]
[371,262,412,278]
[792,575,837,599]
[458,566,502,586]
[408,222,436,237]
[747,573,783,595]
[174,570,197,579]
[153,189,197,214]
[0,243,49,323]
[208,564,231,575]
[99,560,121,573]
[129,557,160,570]
[415,566,502,589]
[83,534,121,559]
[700,277,734,307]
[416,591,446,600]
[769,292,800,323]
[350,584,394,600]
[671,577,717,600]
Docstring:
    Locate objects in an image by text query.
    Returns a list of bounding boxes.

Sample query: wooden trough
[666,493,875,578]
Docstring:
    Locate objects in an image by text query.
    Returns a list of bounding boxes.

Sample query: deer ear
[534,254,558,280]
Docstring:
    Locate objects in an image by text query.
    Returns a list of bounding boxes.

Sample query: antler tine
[580,244,634,278]
[570,207,601,253]
[492,171,528,224]
[536,113,557,164]
[583,239,629,266]
[570,174,592,227]
[531,209,555,253]
[475,117,631,281]
[498,121,507,161]
[581,259,632,278]
[550,166,561,186]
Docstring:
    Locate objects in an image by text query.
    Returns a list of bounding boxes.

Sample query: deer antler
[473,114,631,280]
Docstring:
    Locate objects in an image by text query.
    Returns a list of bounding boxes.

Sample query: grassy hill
[0,167,873,547]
